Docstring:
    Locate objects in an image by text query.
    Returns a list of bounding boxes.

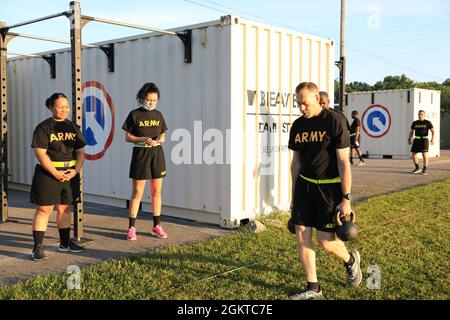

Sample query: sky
[1,0,449,85]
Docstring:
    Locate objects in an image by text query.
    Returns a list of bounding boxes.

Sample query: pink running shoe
[151,225,168,239]
[127,227,137,241]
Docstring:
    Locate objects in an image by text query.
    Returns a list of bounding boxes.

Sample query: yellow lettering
[150,120,160,127]
[139,121,144,127]
[50,133,58,142]
[301,132,309,143]
[310,131,318,142]
[319,131,326,141]
[64,132,75,140]
[295,134,301,144]
[57,133,64,140]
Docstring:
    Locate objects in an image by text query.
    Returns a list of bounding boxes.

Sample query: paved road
[0,150,449,286]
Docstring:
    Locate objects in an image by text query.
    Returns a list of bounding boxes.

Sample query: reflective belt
[134,142,161,148]
[52,160,77,168]
[414,136,428,139]
[300,174,341,184]
[349,133,356,137]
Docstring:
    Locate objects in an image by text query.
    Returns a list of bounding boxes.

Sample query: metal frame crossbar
[0,1,193,242]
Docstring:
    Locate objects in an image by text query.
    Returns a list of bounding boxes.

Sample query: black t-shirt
[122,107,168,140]
[31,118,86,162]
[350,118,360,134]
[411,120,433,137]
[330,108,350,131]
[288,108,350,180]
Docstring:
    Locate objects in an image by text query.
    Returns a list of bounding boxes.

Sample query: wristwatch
[343,193,352,201]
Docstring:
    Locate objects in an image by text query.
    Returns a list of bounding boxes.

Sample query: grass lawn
[1,180,449,300]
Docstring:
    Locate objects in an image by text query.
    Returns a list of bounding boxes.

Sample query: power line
[346,43,445,81]
[351,18,450,41]
[350,43,450,62]
[184,0,447,82]
[184,0,330,39]
[347,32,450,51]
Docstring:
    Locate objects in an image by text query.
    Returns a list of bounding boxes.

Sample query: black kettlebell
[334,210,358,241]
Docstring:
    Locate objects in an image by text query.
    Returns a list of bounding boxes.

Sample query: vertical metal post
[0,22,8,223]
[339,0,346,113]
[69,2,84,240]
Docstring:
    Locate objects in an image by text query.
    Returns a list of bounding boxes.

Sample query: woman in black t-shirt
[122,83,168,240]
[30,93,86,261]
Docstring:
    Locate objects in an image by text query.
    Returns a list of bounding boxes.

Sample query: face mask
[140,102,156,111]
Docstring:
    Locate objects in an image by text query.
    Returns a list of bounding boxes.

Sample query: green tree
[373,74,415,90]
[346,81,372,92]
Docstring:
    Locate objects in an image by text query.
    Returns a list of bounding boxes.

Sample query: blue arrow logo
[367,110,387,133]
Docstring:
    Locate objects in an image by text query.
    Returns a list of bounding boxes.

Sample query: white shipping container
[344,88,440,159]
[7,16,335,227]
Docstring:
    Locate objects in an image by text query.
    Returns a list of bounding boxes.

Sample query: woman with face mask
[122,82,168,241]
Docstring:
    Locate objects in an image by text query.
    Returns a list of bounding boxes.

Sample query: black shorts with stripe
[350,136,360,149]
[291,176,342,233]
[129,145,167,180]
[411,138,429,153]
[30,164,81,206]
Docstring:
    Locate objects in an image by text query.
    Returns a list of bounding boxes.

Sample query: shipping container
[7,15,335,228]
[344,88,440,159]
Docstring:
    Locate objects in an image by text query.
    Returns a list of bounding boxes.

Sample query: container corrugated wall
[228,17,334,225]
[345,89,440,159]
[7,16,334,227]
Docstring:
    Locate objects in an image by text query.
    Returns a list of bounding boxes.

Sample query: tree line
[335,74,450,112]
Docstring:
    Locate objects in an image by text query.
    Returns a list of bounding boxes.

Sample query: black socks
[32,231,45,251]
[58,228,70,247]
[345,253,355,266]
[129,217,136,228]
[307,282,320,292]
[153,215,160,227]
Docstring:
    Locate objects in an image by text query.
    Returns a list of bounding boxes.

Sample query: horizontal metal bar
[7,52,41,58]
[8,32,97,48]
[81,15,177,36]
[5,11,69,30]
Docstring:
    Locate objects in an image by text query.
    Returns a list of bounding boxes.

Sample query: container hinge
[220,15,232,27]
[99,43,114,72]
[176,30,192,64]
[42,53,56,79]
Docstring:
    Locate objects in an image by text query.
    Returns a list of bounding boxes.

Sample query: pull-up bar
[81,15,177,36]
[80,15,192,63]
[8,32,115,72]
[7,51,41,58]
[1,11,69,32]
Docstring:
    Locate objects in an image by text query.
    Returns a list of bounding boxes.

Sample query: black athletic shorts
[350,136,360,149]
[129,145,167,180]
[30,164,81,206]
[411,138,429,153]
[291,176,343,233]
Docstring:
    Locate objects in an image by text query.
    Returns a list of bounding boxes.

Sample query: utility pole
[336,0,346,113]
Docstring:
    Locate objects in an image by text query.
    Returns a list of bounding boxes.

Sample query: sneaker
[31,245,48,261]
[151,225,168,239]
[357,161,366,166]
[422,169,427,175]
[58,240,85,253]
[127,226,137,241]
[345,250,362,287]
[290,288,323,300]
[411,167,421,174]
